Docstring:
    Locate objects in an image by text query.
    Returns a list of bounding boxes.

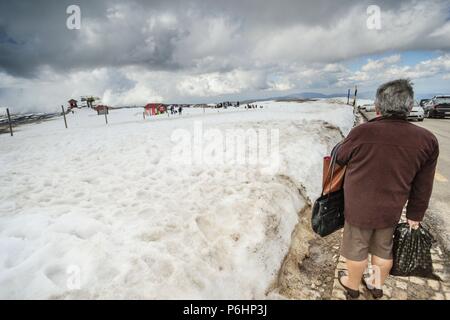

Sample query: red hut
[68,99,78,110]
[144,103,164,116]
[95,105,109,115]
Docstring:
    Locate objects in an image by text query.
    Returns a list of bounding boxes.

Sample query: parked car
[424,95,450,118]
[363,104,376,112]
[419,99,430,107]
[407,102,424,121]
[359,104,372,111]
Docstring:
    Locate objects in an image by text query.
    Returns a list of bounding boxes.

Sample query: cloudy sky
[1,0,450,112]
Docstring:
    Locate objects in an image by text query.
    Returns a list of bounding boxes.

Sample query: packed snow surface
[0,100,353,299]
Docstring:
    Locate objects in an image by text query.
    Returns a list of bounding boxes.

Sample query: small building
[144,103,165,116]
[95,105,109,115]
[68,99,78,109]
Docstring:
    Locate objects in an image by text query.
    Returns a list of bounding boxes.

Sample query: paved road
[416,118,450,251]
[362,111,450,251]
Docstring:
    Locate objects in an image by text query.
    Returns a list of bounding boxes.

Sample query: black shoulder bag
[311,144,345,237]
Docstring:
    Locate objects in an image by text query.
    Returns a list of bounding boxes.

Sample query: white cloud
[429,21,450,38]
[267,76,295,91]
[250,2,449,65]
[102,84,163,106]
[177,69,267,97]
[376,54,450,80]
[0,68,162,113]
[1,0,450,112]
[362,55,401,72]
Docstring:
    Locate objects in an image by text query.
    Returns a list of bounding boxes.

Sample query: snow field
[0,100,353,299]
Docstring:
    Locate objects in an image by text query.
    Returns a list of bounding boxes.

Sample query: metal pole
[104,108,108,124]
[61,105,68,128]
[347,89,350,105]
[6,108,13,136]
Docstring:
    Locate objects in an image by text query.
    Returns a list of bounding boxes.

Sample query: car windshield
[435,97,450,104]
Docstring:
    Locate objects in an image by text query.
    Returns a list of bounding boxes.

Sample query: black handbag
[311,144,345,237]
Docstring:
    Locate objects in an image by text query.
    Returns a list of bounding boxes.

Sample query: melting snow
[0,100,353,299]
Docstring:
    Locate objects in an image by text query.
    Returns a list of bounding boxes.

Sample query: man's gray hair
[375,79,414,117]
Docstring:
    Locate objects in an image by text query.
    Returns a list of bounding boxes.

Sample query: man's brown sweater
[336,116,439,229]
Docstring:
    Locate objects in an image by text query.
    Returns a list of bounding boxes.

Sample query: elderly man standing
[336,79,439,299]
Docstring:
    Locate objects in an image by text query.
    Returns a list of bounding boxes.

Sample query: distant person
[170,105,174,114]
[335,79,439,299]
[178,105,183,115]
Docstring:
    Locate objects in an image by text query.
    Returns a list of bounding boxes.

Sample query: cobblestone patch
[331,245,449,300]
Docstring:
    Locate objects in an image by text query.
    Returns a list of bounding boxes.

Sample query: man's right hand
[407,219,420,230]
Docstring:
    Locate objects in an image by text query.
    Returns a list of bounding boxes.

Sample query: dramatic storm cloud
[0,0,450,112]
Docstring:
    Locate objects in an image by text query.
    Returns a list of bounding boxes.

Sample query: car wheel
[418,119,424,122]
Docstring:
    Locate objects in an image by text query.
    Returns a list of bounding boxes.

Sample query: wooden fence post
[6,108,13,136]
[353,85,358,107]
[61,105,68,128]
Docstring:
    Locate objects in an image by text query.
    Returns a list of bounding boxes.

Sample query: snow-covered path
[0,101,353,299]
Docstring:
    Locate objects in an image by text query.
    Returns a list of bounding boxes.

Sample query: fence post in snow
[347,89,350,105]
[104,108,108,125]
[61,105,68,129]
[353,85,358,107]
[6,108,13,136]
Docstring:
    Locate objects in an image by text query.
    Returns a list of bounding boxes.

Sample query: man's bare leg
[341,258,368,290]
[368,255,393,288]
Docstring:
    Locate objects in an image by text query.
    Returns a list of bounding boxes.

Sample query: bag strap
[321,142,342,197]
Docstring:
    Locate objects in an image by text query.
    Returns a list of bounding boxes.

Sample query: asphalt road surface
[416,118,450,251]
[362,111,450,251]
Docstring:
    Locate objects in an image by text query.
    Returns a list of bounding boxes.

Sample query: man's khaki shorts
[340,221,395,261]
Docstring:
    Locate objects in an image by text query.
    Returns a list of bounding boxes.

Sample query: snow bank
[0,100,353,299]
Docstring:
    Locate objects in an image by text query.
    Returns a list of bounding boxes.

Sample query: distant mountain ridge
[241,91,367,104]
[241,90,446,104]
[276,92,348,100]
